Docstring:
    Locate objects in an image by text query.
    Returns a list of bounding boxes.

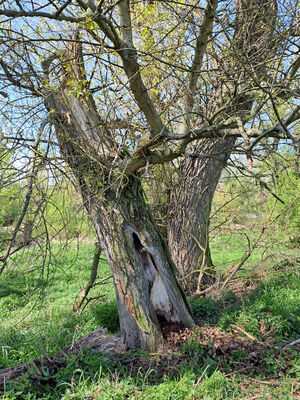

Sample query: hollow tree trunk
[87,175,195,350]
[43,40,195,352]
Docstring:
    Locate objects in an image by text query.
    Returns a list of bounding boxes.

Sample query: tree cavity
[131,232,180,324]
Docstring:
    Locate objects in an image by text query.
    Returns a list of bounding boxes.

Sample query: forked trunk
[43,41,194,352]
[168,0,277,294]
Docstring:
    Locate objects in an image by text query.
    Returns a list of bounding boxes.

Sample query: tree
[0,0,298,351]
[167,0,299,294]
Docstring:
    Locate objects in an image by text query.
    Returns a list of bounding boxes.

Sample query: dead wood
[0,328,126,392]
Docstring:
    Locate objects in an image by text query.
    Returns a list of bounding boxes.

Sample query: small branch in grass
[193,226,266,298]
[286,338,300,347]
[193,364,210,393]
[81,295,106,312]
[182,226,215,290]
[72,242,102,311]
[94,275,112,284]
[248,378,300,387]
[230,324,264,345]
[280,338,300,351]
[218,227,265,293]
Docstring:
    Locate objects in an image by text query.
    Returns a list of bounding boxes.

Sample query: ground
[0,235,299,399]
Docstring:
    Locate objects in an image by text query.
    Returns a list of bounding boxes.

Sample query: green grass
[0,238,299,399]
[210,231,299,276]
[0,242,115,367]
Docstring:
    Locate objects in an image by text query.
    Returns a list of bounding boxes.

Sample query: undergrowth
[0,239,299,399]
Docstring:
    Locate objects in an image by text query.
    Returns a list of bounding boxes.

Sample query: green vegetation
[1,144,299,399]
[210,231,299,275]
[0,243,114,367]
[1,237,299,399]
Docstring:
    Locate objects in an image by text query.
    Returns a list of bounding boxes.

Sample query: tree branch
[123,114,299,175]
[245,104,300,151]
[0,120,48,274]
[0,59,39,95]
[178,0,218,134]
[87,1,166,139]
[0,8,85,23]
[54,0,73,17]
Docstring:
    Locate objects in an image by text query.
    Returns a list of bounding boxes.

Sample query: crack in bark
[131,231,179,324]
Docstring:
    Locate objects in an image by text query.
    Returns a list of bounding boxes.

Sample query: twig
[73,242,102,311]
[285,338,300,347]
[249,378,300,387]
[280,338,300,351]
[0,120,48,275]
[193,226,266,298]
[230,324,264,345]
[219,227,265,292]
[193,364,210,393]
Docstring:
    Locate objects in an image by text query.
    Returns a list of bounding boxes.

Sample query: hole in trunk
[132,232,143,252]
[157,315,185,338]
[131,231,180,326]
[132,232,156,291]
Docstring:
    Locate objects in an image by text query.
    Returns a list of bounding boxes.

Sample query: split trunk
[44,45,195,352]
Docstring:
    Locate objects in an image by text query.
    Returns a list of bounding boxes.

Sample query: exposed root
[0,328,126,392]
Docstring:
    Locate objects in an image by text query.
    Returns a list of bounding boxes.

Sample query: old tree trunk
[0,0,287,355]
[44,42,194,352]
[168,0,277,294]
[168,138,235,294]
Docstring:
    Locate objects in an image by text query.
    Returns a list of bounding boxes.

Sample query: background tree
[167,0,299,294]
[0,0,298,351]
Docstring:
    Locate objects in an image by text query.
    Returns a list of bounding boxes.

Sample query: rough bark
[168,138,235,294]
[168,0,277,294]
[43,40,194,352]
[87,176,195,351]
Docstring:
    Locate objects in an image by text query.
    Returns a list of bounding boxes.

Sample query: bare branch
[0,59,40,95]
[178,0,218,134]
[0,120,48,274]
[88,1,166,138]
[118,0,133,45]
[0,8,85,23]
[246,104,300,151]
[123,112,299,175]
[54,0,73,17]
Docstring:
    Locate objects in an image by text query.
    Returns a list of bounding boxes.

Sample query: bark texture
[168,138,235,294]
[168,0,277,294]
[44,40,194,352]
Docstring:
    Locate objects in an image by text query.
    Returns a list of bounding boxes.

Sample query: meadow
[0,231,299,399]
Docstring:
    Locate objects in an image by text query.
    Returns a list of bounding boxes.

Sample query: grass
[0,242,116,367]
[0,235,299,399]
[210,230,299,276]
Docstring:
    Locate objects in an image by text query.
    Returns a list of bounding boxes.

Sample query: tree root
[0,328,126,392]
